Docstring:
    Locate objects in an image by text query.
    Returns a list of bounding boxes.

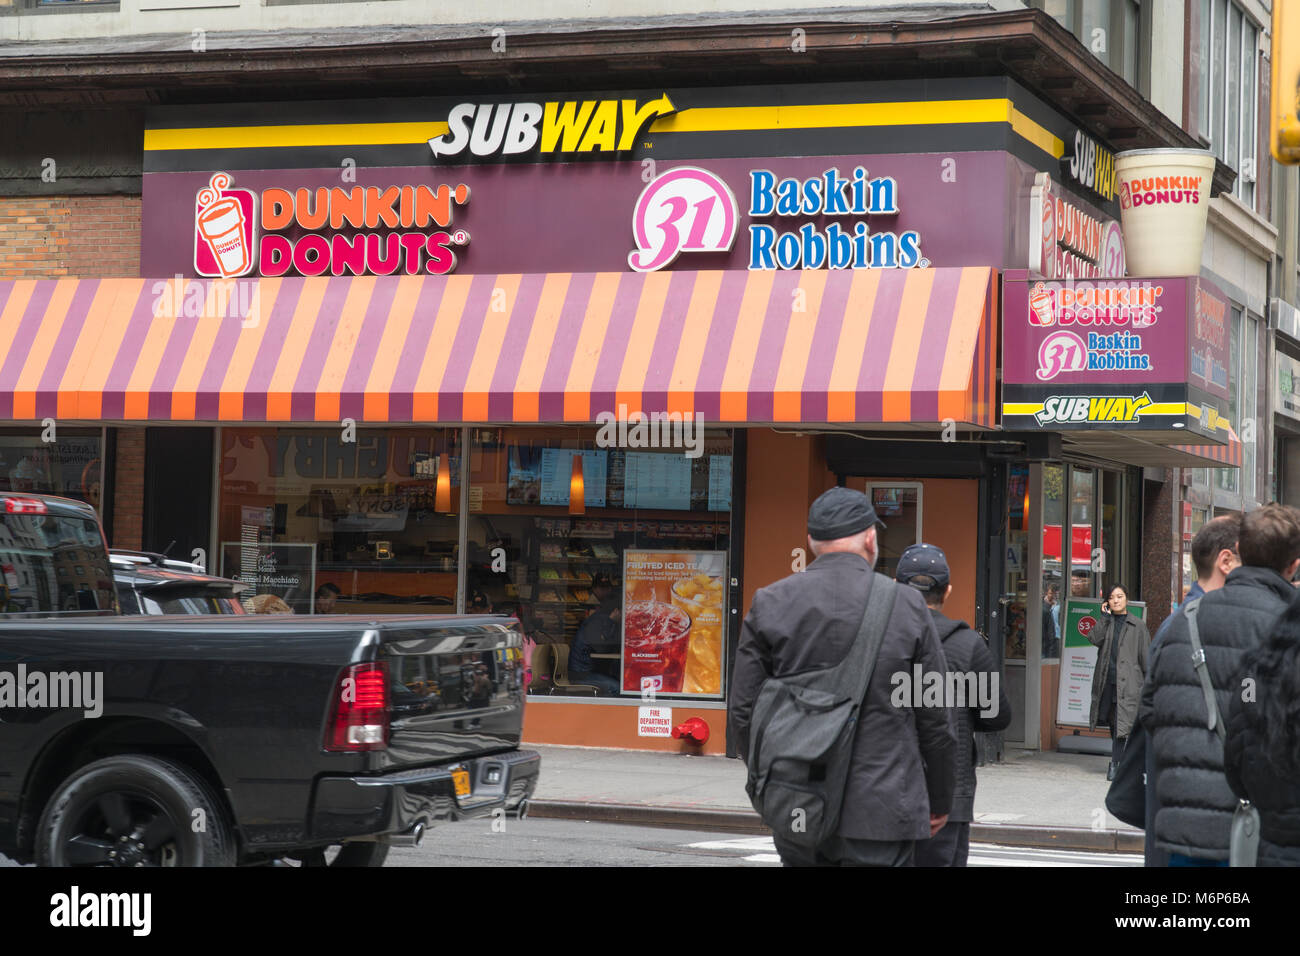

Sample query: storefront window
[1004,464,1030,662]
[1041,464,1065,658]
[1069,466,1096,601]
[1100,470,1122,596]
[866,483,922,579]
[0,430,103,513]
[217,428,460,615]
[1216,307,1242,493]
[463,426,733,701]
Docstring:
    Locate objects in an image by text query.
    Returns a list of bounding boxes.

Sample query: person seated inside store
[314,582,341,614]
[568,587,622,696]
[469,589,493,613]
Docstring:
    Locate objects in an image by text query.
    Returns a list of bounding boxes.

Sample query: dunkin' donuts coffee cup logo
[194,172,257,278]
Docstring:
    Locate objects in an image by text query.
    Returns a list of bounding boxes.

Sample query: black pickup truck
[0,492,539,867]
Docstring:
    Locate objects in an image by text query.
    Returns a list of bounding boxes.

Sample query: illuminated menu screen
[539,448,608,508]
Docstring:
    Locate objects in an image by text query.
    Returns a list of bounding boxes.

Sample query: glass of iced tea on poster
[622,601,692,693]
[672,573,725,695]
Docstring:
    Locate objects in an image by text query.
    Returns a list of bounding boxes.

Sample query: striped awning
[0,268,996,427]
[1173,425,1243,468]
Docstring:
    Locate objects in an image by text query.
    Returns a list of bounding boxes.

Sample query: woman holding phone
[1088,584,1151,780]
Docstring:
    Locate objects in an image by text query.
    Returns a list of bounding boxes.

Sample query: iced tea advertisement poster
[1056,598,1144,726]
[621,550,726,698]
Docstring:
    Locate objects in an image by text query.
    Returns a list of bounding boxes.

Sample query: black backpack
[744,574,898,849]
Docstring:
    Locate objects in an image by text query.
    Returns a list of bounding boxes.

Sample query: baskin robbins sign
[192,172,471,278]
[628,165,925,272]
[1001,271,1233,444]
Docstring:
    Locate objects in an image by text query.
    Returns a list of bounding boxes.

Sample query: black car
[110,550,248,615]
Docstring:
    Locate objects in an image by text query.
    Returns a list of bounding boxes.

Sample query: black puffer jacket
[1224,636,1300,867]
[1138,566,1295,860]
[929,611,1012,822]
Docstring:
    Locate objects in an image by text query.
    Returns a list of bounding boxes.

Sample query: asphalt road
[2,819,1145,867]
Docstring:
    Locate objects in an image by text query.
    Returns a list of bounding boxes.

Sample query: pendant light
[435,452,452,513]
[569,454,585,516]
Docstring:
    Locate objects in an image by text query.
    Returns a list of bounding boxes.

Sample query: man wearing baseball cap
[730,486,956,866]
[897,543,1012,866]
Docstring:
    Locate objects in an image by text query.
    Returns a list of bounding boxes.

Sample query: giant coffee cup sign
[1114,148,1216,277]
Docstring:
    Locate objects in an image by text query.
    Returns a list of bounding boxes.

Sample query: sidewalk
[526,744,1143,852]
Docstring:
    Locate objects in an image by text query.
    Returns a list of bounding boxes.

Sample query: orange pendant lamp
[569,454,585,516]
[435,452,452,513]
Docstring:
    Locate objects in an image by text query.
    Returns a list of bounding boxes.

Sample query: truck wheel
[297,843,390,867]
[36,755,235,867]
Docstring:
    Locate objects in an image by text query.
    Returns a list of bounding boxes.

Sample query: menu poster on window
[220,542,317,615]
[539,449,608,507]
[506,446,544,505]
[621,550,726,699]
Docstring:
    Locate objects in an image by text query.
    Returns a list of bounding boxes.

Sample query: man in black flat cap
[730,486,956,866]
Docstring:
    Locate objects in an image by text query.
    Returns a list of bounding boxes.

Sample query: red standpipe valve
[672,716,710,745]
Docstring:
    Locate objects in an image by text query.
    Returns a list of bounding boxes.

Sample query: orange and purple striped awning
[0,268,997,427]
[1174,425,1243,468]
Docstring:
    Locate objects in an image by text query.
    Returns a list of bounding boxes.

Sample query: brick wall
[0,195,141,278]
[112,428,146,551]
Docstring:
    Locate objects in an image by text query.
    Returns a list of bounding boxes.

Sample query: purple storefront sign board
[1002,270,1232,438]
[145,152,1038,277]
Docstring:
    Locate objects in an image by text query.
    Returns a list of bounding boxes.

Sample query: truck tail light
[4,497,47,515]
[325,662,390,752]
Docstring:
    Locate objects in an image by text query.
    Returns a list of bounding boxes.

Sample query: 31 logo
[628,167,738,272]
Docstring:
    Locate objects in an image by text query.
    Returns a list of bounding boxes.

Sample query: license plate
[451,768,471,797]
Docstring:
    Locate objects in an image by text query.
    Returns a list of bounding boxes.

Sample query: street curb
[527,800,1145,853]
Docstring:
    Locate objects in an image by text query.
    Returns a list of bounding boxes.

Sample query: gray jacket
[729,551,957,842]
[1087,611,1150,738]
[1138,565,1295,860]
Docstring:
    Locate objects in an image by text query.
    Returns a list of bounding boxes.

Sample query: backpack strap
[832,573,899,704]
[1184,598,1225,743]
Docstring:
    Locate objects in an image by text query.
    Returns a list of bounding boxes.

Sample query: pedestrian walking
[730,486,956,867]
[1088,583,1151,781]
[1225,595,1300,867]
[898,544,1011,867]
[1140,502,1300,866]
[1139,514,1240,866]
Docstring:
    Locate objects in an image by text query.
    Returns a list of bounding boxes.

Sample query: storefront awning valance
[0,269,996,427]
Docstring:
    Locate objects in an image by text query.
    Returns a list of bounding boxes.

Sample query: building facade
[2,3,1290,755]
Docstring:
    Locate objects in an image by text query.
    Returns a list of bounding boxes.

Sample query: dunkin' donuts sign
[1029,173,1125,280]
[193,172,471,278]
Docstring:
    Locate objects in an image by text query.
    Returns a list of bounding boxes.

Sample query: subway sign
[428,96,676,161]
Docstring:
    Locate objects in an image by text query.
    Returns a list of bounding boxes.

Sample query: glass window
[1217,308,1242,493]
[1243,315,1257,498]
[0,431,103,513]
[0,512,114,614]
[1068,466,1096,602]
[866,484,921,580]
[467,426,733,701]
[1004,464,1030,663]
[1041,464,1065,659]
[217,428,461,615]
[1198,0,1261,205]
[1122,0,1140,85]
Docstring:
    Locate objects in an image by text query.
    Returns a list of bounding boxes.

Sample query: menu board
[539,449,608,507]
[621,550,726,698]
[624,453,692,510]
[707,456,732,512]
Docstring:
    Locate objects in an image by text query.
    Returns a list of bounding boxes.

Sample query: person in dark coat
[730,487,956,867]
[1140,502,1300,865]
[897,544,1012,867]
[1142,514,1241,867]
[1088,583,1151,780]
[1225,595,1300,867]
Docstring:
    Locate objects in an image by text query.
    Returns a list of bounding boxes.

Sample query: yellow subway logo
[428,96,676,161]
[1034,392,1152,425]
